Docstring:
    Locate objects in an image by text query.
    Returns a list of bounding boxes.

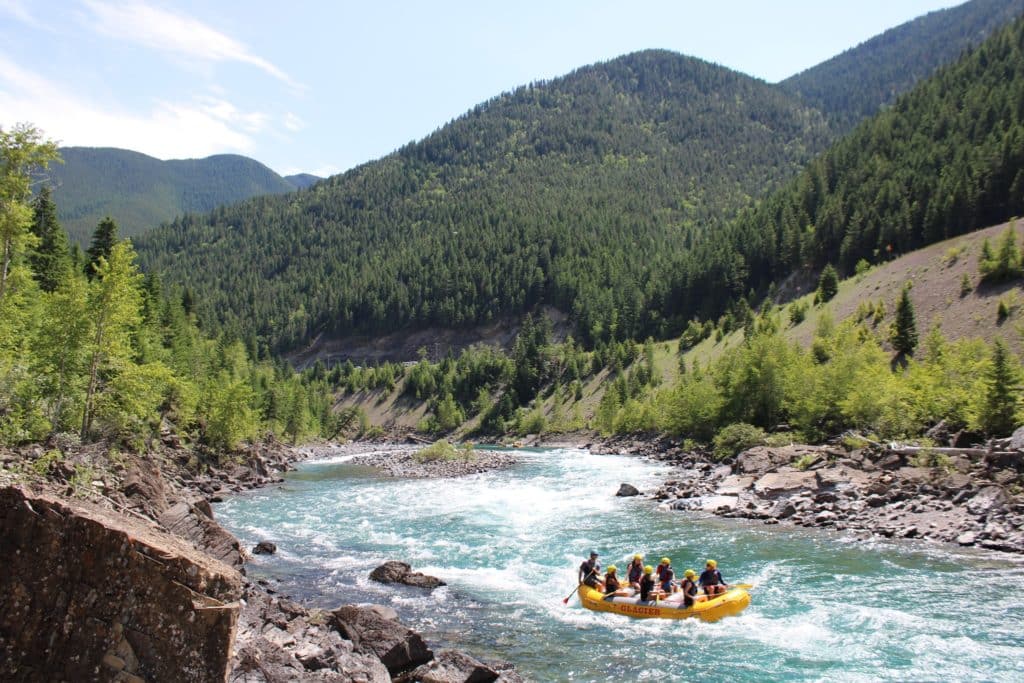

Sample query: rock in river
[616,483,640,497]
[370,560,446,589]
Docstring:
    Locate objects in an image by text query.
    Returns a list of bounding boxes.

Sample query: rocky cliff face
[0,485,244,682]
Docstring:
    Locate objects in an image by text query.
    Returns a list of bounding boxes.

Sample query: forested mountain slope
[780,0,1024,132]
[49,148,309,244]
[136,50,833,353]
[708,13,1024,304]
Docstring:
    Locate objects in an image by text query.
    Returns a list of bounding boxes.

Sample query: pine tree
[980,339,1020,435]
[816,264,839,302]
[28,186,70,292]
[84,216,118,280]
[891,287,919,355]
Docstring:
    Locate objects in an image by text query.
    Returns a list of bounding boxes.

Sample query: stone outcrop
[370,560,446,589]
[0,485,243,683]
[615,483,640,497]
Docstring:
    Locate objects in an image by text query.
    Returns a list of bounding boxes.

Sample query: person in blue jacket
[699,559,728,597]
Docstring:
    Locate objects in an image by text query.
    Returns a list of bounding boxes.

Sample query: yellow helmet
[607,565,617,573]
[643,565,654,574]
[684,569,696,579]
[706,559,717,568]
[660,557,670,565]
[633,554,643,561]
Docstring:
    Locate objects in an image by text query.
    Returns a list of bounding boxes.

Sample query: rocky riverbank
[0,437,524,681]
[638,437,1024,554]
[344,443,519,478]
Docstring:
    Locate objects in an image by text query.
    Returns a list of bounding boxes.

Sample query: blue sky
[0,0,965,177]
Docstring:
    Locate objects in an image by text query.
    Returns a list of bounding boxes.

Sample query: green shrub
[765,431,804,447]
[793,453,818,471]
[414,439,459,462]
[841,434,871,450]
[712,423,767,461]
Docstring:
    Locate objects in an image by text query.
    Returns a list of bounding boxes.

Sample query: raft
[578,584,750,622]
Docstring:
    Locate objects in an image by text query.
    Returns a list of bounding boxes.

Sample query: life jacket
[604,574,620,593]
[682,578,697,596]
[639,575,655,601]
[628,561,643,583]
[659,566,675,589]
[700,568,723,586]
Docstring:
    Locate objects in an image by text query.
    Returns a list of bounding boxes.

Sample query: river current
[216,447,1024,681]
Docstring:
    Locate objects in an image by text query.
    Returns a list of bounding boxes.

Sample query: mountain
[135,50,834,353]
[284,173,322,189]
[134,4,1024,358]
[48,148,312,244]
[780,0,1024,132]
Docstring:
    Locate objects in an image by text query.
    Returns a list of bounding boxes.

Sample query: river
[216,447,1024,681]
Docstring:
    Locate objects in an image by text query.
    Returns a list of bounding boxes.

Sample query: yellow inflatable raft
[578,584,750,622]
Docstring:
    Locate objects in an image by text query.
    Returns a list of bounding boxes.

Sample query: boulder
[253,540,278,555]
[967,486,1009,515]
[0,485,242,683]
[406,649,500,683]
[735,447,792,474]
[816,466,871,490]
[699,495,738,512]
[876,453,903,470]
[615,483,640,497]
[370,561,446,589]
[716,475,756,495]
[752,471,818,498]
[1009,425,1024,451]
[332,605,433,675]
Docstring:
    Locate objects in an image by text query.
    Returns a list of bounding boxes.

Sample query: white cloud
[283,112,305,133]
[0,54,267,159]
[80,0,300,89]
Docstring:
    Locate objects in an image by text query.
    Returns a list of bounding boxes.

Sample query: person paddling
[626,554,645,590]
[699,559,728,597]
[639,565,655,603]
[579,551,602,590]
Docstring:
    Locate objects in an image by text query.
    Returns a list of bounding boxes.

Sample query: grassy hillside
[780,0,1024,132]
[49,148,308,244]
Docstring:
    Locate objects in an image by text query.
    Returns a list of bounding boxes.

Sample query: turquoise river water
[216,448,1024,681]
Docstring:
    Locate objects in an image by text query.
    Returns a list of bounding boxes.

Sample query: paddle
[562,568,597,604]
